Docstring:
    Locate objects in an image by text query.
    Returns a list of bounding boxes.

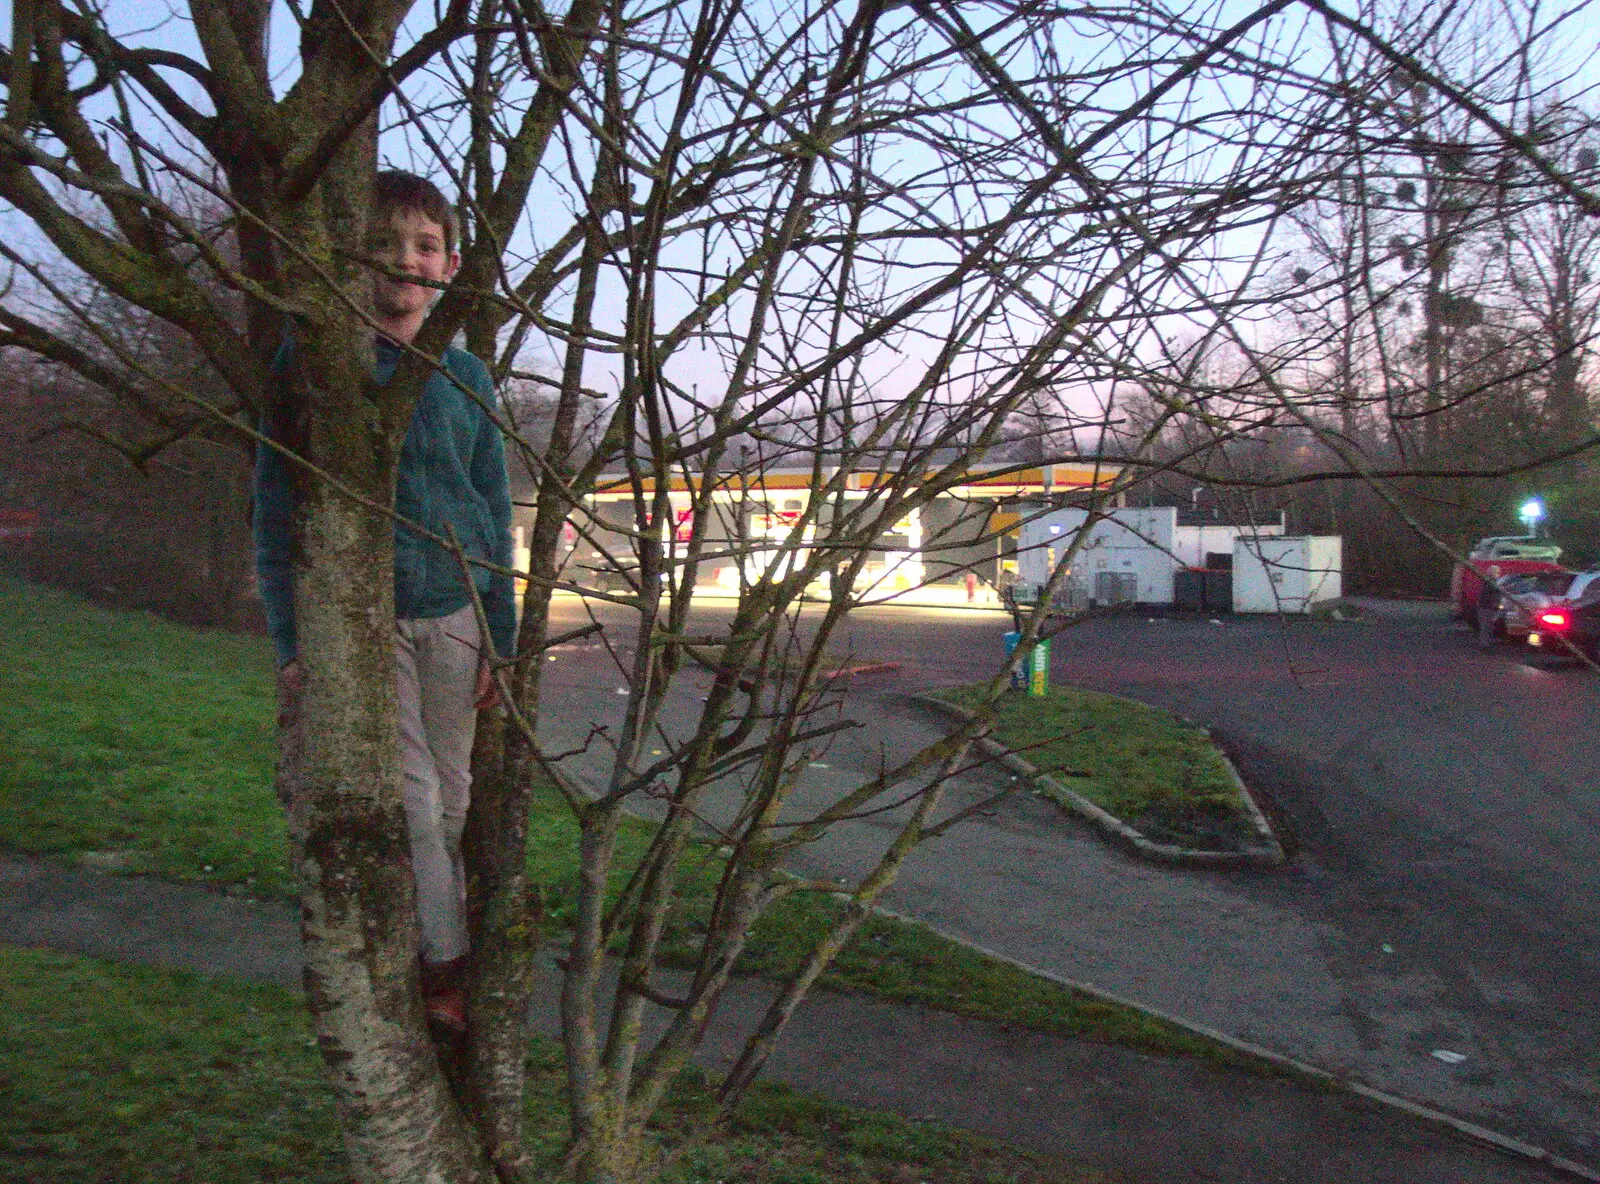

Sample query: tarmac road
[537,593,1600,1166]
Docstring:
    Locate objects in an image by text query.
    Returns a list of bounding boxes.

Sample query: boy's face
[370,208,459,321]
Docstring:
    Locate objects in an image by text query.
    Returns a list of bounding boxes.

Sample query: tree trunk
[289,464,497,1183]
[574,1116,657,1184]
[276,179,501,1172]
[459,696,541,1180]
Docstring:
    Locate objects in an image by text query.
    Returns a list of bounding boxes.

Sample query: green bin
[1004,632,1051,696]
[1027,638,1050,696]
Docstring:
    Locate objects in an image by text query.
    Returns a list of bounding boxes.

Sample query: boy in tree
[254,170,516,1034]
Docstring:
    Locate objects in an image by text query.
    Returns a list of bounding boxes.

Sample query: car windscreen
[1502,573,1569,595]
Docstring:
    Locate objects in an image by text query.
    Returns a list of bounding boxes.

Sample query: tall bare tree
[4,0,1598,1180]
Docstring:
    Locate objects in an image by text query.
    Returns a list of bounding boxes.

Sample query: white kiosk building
[1015,506,1338,613]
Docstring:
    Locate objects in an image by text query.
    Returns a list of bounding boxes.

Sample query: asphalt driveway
[1027,600,1600,1165]
[537,594,1600,1165]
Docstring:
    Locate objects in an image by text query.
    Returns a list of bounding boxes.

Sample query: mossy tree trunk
[277,212,499,1180]
[0,0,594,1177]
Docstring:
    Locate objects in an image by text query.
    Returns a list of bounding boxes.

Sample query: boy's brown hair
[373,170,459,255]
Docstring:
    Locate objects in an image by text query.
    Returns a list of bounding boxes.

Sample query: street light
[1518,496,1546,536]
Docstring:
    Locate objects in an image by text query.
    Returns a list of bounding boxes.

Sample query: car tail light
[1537,609,1571,629]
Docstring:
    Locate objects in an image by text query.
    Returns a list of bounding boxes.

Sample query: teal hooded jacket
[252,337,517,666]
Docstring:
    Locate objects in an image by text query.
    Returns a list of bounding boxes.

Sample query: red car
[1452,536,1567,628]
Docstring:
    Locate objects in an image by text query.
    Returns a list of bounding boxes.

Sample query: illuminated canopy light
[1518,497,1546,523]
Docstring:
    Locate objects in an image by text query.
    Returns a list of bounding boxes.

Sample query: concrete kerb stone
[910,692,1286,869]
[872,906,1600,1184]
[832,661,903,678]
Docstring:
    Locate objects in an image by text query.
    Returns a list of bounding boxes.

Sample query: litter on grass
[1430,1049,1467,1064]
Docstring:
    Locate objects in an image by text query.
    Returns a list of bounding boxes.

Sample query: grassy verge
[0,580,288,893]
[0,945,1105,1184]
[0,577,1255,1070]
[932,684,1258,851]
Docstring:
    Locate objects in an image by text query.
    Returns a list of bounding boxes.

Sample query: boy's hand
[475,659,500,710]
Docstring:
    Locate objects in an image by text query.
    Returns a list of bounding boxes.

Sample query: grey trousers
[395,604,483,965]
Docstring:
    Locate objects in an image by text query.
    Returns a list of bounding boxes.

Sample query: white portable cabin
[1172,521,1283,567]
[1231,536,1342,613]
[1017,507,1180,605]
[1017,506,1302,607]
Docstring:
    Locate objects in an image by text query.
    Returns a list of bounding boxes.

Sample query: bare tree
[4,0,1599,1180]
[1193,13,1600,584]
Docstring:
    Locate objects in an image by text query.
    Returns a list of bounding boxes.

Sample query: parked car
[573,550,675,594]
[1475,570,1577,650]
[1525,568,1600,664]
[574,550,641,593]
[1452,536,1567,628]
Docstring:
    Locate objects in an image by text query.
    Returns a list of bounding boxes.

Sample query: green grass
[932,684,1257,851]
[0,580,289,894]
[0,576,1256,1070]
[0,946,1102,1184]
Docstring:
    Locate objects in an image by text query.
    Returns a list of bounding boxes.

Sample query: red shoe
[420,956,470,1035]
[424,986,467,1035]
